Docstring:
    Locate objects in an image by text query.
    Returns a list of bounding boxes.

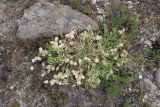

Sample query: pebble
[139,74,143,79]
[141,78,157,93]
[10,85,14,90]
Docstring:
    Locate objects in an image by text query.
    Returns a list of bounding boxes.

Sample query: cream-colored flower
[35,56,42,61]
[65,58,70,63]
[77,80,82,85]
[70,60,74,65]
[44,80,49,84]
[84,57,91,61]
[50,79,56,86]
[58,82,62,85]
[30,66,34,71]
[50,41,58,48]
[122,28,125,32]
[59,40,62,44]
[117,43,124,47]
[55,37,59,42]
[51,67,55,71]
[118,30,123,35]
[121,50,128,57]
[95,35,102,40]
[39,47,43,53]
[32,58,36,63]
[102,60,107,65]
[56,67,60,71]
[46,65,52,70]
[73,62,78,66]
[42,63,45,67]
[58,43,64,48]
[78,59,82,64]
[113,48,117,52]
[71,70,78,76]
[54,74,58,79]
[104,52,109,57]
[69,41,74,46]
[94,57,99,63]
[91,0,96,4]
[65,34,70,38]
[41,72,46,77]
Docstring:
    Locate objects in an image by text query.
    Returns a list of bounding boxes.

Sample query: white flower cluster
[49,72,70,85]
[118,28,125,35]
[32,56,42,63]
[65,30,76,40]
[50,37,64,49]
[95,35,102,40]
[127,1,133,9]
[71,70,85,85]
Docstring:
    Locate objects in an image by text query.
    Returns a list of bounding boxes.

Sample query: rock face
[17,1,98,40]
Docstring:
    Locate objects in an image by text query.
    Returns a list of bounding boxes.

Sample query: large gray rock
[17,1,98,40]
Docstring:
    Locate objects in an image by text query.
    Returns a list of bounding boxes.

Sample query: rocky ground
[0,0,160,107]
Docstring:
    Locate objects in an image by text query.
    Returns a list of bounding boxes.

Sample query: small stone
[10,85,14,90]
[139,74,143,79]
[144,39,152,48]
[155,68,160,88]
[141,78,157,92]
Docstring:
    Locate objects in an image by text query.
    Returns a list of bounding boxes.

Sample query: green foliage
[143,103,153,107]
[102,68,134,97]
[106,81,120,97]
[35,25,130,88]
[100,4,141,47]
[82,6,92,15]
[154,49,160,60]
[124,101,131,107]
[73,0,81,5]
[112,5,139,35]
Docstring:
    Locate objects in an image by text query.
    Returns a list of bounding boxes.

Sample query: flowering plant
[32,25,129,88]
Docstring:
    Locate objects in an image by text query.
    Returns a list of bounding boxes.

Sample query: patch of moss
[10,101,20,107]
